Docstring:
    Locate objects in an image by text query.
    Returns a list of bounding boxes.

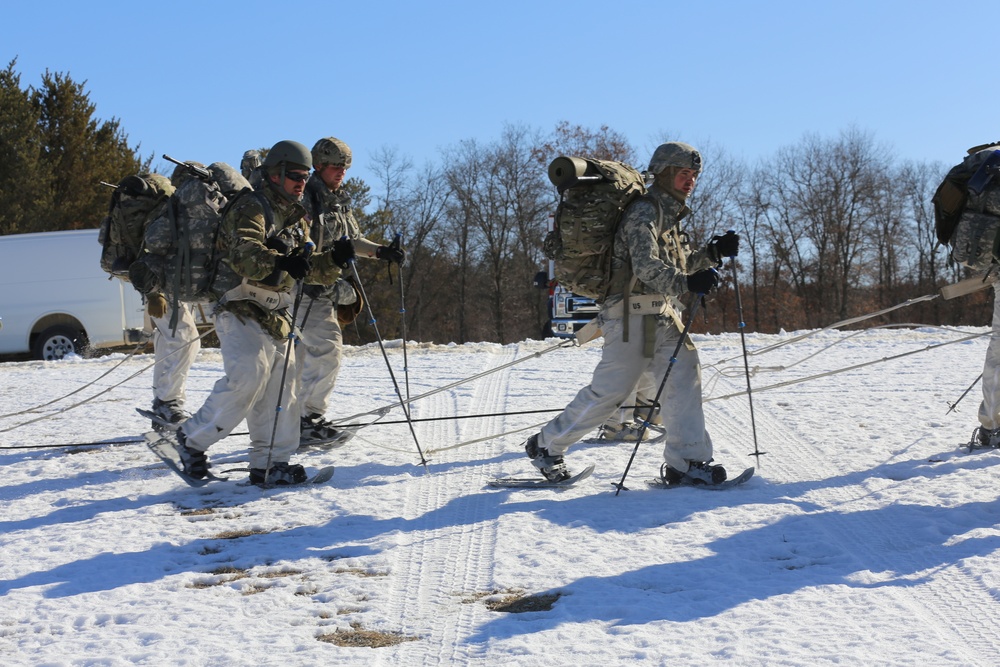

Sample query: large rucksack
[934,143,1000,270]
[129,161,251,318]
[97,173,174,280]
[542,156,647,301]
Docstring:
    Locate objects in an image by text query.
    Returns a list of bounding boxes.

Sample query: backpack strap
[167,197,183,333]
[304,180,326,252]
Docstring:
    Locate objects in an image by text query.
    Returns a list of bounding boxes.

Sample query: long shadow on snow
[467,495,1000,641]
[0,485,386,598]
[0,475,592,598]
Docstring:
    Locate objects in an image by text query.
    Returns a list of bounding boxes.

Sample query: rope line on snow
[2,290,990,454]
[0,327,215,434]
[0,339,147,420]
[704,330,987,403]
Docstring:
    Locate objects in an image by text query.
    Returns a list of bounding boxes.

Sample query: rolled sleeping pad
[548,156,591,188]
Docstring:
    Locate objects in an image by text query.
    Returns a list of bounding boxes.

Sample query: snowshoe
[599,421,650,442]
[249,462,308,486]
[524,434,570,482]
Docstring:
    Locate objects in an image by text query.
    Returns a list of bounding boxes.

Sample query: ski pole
[614,294,703,496]
[947,373,982,414]
[263,241,314,487]
[393,233,411,403]
[729,253,765,464]
[350,258,429,467]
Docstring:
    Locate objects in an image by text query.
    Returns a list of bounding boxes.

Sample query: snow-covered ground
[1,323,998,666]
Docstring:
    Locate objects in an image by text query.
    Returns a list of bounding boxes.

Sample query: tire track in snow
[372,346,518,665]
[707,373,1000,665]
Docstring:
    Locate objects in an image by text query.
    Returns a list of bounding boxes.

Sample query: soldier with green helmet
[295,136,406,447]
[161,139,355,486]
[524,141,741,486]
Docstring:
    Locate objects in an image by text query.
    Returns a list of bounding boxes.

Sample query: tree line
[0,61,986,345]
[0,59,149,237]
[359,123,987,344]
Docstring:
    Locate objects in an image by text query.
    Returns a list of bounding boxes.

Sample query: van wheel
[32,325,86,361]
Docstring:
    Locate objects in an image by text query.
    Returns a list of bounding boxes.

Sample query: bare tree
[367,146,452,341]
[442,125,549,342]
[533,120,638,167]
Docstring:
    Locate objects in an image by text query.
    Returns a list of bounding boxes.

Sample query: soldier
[145,296,201,429]
[162,140,354,485]
[523,142,739,485]
[141,160,253,431]
[295,137,405,447]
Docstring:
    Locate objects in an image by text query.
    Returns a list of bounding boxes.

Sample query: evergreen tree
[31,69,150,232]
[0,59,43,235]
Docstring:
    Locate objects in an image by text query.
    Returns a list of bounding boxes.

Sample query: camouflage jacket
[214,182,343,338]
[304,174,381,254]
[302,174,381,302]
[607,184,714,309]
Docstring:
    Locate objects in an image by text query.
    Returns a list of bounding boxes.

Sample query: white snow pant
[604,370,658,427]
[181,310,300,470]
[295,296,343,417]
[538,311,713,472]
[979,284,1000,429]
[150,303,200,406]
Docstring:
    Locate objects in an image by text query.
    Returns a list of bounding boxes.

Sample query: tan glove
[146,293,168,319]
[336,278,364,326]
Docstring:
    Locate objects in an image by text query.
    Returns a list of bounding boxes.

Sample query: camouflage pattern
[947,157,1000,269]
[170,161,208,189]
[212,181,343,339]
[606,183,715,308]
[135,176,229,302]
[646,142,702,176]
[304,173,362,246]
[240,150,263,179]
[935,146,1000,245]
[311,137,352,168]
[98,173,174,278]
[543,158,647,300]
[297,173,373,301]
[209,162,251,198]
[951,210,1000,270]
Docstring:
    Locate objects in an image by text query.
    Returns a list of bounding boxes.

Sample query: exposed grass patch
[180,508,216,517]
[258,568,303,579]
[317,623,419,648]
[465,589,562,613]
[334,567,389,578]
[189,566,249,589]
[240,583,272,596]
[210,528,271,540]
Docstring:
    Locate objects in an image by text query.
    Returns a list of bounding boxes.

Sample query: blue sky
[4,1,999,194]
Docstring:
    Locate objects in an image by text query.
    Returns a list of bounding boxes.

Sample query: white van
[0,229,146,360]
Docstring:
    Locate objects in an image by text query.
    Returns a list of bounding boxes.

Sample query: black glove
[331,238,356,269]
[265,235,292,255]
[275,248,311,280]
[686,267,720,294]
[376,244,406,265]
[708,230,740,264]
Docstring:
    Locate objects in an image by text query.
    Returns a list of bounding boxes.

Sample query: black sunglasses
[285,171,309,183]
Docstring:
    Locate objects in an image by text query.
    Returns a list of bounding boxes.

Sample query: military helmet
[311,137,352,169]
[240,149,263,179]
[647,142,702,175]
[263,140,312,173]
